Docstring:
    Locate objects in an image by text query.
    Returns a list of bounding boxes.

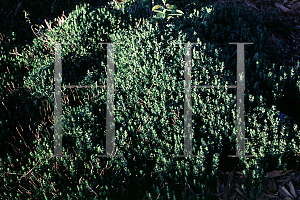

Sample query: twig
[44,19,52,31]
[1,100,24,131]
[16,155,55,183]
[170,118,177,126]
[9,47,23,57]
[0,187,10,192]
[16,126,30,150]
[186,182,197,197]
[86,181,98,197]
[31,25,49,45]
[14,0,23,17]
[89,160,94,176]
[100,146,119,176]
[156,194,160,200]
[176,107,180,119]
[18,184,32,196]
[136,97,150,111]
[5,141,20,152]
[0,32,3,43]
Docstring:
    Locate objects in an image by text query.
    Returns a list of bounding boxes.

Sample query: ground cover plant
[1,0,300,199]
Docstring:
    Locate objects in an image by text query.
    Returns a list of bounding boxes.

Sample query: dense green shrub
[1,1,300,199]
[1,2,224,198]
[0,2,142,199]
[0,0,142,98]
[170,3,300,198]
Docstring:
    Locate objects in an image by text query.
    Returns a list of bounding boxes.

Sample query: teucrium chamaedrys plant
[2,1,300,199]
[10,2,223,198]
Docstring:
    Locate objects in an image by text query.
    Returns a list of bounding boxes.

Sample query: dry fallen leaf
[279,185,294,198]
[266,169,294,179]
[267,178,277,192]
[288,180,297,198]
[274,2,291,12]
[291,2,300,11]
[222,168,235,200]
[234,187,246,198]
[266,194,281,198]
[283,0,289,5]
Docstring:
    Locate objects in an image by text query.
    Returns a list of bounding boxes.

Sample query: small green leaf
[163,9,167,16]
[152,5,162,11]
[166,3,172,9]
[156,12,164,18]
[153,10,164,14]
[169,13,183,16]
[167,16,174,20]
[176,9,184,14]
[171,5,177,10]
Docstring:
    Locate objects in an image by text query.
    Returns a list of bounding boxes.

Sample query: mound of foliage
[1,1,300,199]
